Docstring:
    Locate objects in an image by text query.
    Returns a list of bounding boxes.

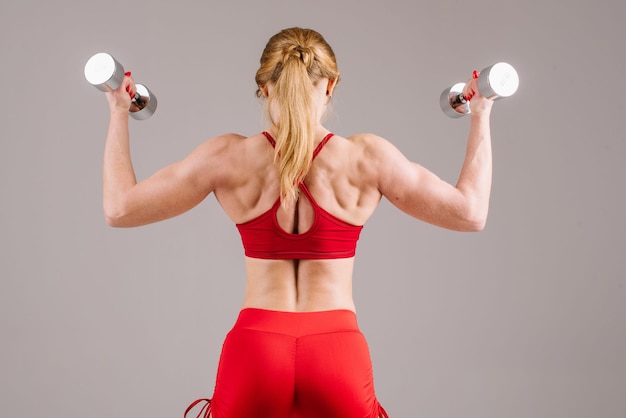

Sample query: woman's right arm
[102,73,237,228]
[371,75,494,232]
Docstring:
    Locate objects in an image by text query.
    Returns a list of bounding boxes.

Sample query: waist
[232,307,360,337]
[242,258,356,312]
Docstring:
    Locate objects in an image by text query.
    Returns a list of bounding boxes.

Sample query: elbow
[105,214,124,228]
[104,211,126,228]
[103,200,130,228]
[437,211,487,232]
[450,203,488,232]
[457,196,489,232]
[461,210,488,232]
[464,217,487,232]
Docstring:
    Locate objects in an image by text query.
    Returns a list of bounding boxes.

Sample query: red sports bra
[235,132,363,260]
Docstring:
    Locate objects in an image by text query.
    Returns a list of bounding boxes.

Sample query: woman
[103,27,493,418]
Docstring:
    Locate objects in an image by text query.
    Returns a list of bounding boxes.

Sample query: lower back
[241,257,356,312]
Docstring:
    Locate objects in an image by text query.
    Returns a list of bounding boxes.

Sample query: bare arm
[375,76,494,231]
[102,73,231,227]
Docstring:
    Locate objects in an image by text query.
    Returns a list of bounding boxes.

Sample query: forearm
[455,114,492,229]
[103,110,137,223]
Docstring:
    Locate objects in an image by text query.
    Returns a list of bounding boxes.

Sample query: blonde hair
[255,27,339,205]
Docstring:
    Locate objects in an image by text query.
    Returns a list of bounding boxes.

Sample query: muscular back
[210,131,383,312]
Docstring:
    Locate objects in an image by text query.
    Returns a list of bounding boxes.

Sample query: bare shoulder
[342,132,416,194]
[182,132,257,181]
[191,132,266,162]
[345,132,383,146]
[346,132,398,152]
[344,132,405,166]
[191,132,273,188]
[198,132,247,153]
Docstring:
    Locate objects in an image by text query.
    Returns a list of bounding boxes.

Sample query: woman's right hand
[104,72,136,114]
[462,71,494,117]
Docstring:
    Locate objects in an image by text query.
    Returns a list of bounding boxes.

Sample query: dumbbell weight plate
[478,62,519,99]
[130,84,157,120]
[84,52,124,92]
[440,82,469,118]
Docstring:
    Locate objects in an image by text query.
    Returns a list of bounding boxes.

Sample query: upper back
[213,131,383,251]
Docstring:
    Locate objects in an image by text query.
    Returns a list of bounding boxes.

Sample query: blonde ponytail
[255,28,339,205]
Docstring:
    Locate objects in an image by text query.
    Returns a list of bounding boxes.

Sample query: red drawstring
[378,402,389,417]
[184,397,386,417]
[184,398,212,418]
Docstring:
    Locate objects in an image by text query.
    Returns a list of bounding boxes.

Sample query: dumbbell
[440,62,519,118]
[84,52,157,120]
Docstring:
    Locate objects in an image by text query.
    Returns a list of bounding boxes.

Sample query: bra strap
[312,133,334,160]
[262,131,276,148]
[261,131,334,159]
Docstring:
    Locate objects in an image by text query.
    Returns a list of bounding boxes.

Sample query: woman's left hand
[105,72,136,114]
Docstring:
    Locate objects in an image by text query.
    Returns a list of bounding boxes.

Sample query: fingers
[463,70,480,101]
[105,71,135,112]
[124,71,136,100]
[464,70,494,116]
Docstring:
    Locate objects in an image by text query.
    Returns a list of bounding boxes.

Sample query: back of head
[255,27,339,205]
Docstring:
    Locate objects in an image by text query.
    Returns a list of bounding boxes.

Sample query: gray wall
[1,0,624,417]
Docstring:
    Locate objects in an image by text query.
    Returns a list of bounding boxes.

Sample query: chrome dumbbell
[440,62,519,118]
[84,52,157,120]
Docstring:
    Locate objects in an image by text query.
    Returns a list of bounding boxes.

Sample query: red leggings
[185,308,387,418]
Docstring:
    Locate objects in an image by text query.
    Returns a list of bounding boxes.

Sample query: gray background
[1,0,624,417]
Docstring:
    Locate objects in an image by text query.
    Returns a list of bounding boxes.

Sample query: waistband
[232,308,360,338]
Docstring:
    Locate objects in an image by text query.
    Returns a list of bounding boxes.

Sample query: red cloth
[185,308,387,418]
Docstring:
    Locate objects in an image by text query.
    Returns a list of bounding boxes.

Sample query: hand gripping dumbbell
[440,62,519,118]
[84,52,157,120]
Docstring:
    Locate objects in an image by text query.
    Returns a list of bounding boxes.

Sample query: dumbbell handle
[132,92,144,105]
[117,70,150,109]
[124,78,146,108]
[448,70,479,108]
[450,92,469,107]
